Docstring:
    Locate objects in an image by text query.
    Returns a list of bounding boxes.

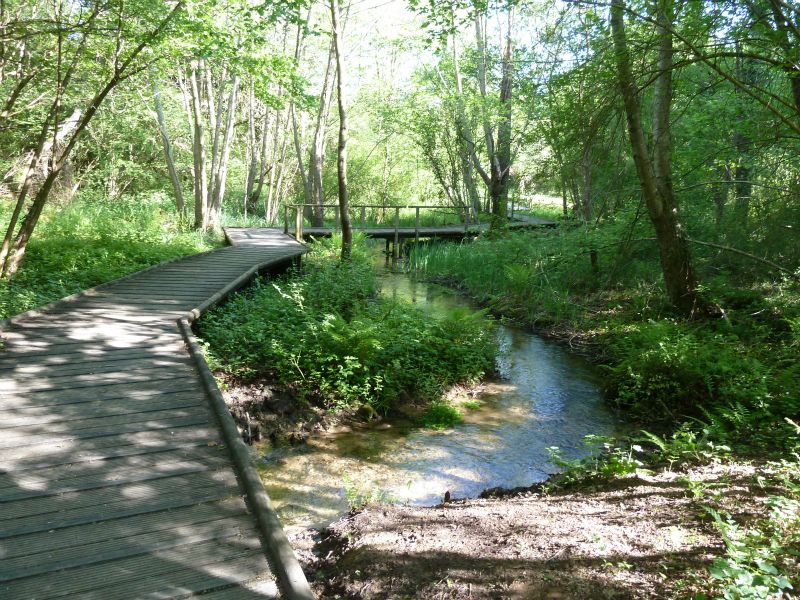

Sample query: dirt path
[299,462,768,599]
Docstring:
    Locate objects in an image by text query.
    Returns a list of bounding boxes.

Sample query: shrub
[199,238,497,414]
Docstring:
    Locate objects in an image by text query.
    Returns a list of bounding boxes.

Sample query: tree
[610,0,705,315]
[330,0,352,260]
[0,0,185,277]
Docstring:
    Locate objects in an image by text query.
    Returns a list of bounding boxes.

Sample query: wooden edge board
[179,319,314,600]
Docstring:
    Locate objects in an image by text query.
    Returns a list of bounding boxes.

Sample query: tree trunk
[450,31,481,215]
[330,0,352,260]
[291,104,313,210]
[610,0,704,316]
[244,83,256,217]
[713,164,732,232]
[310,39,336,227]
[209,74,239,229]
[493,5,513,223]
[152,79,185,217]
[189,62,208,230]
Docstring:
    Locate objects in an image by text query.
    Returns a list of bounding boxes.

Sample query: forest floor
[295,461,767,599]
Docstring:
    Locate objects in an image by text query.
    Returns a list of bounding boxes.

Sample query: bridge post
[393,207,400,262]
[284,205,289,235]
[465,205,470,233]
[415,207,420,245]
[360,206,366,230]
[295,205,303,241]
[334,205,340,231]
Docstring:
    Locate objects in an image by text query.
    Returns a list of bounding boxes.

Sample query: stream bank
[308,461,773,599]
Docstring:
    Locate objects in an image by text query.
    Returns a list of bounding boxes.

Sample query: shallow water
[258,272,623,532]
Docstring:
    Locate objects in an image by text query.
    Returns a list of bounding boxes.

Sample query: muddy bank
[304,462,766,599]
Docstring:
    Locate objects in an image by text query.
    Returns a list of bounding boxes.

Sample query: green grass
[0,192,219,318]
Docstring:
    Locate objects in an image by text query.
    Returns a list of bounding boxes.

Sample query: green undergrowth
[410,218,799,598]
[0,192,218,319]
[410,223,800,453]
[198,235,496,417]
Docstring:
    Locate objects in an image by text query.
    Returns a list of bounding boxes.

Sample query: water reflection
[258,272,623,532]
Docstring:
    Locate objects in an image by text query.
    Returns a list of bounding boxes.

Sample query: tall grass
[0,192,218,318]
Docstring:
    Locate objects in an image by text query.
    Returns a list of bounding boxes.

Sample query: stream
[257,270,624,533]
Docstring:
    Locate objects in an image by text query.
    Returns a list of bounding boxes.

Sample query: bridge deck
[0,229,308,599]
[230,213,557,243]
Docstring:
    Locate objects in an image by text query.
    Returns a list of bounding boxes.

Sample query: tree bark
[610,0,704,315]
[330,0,352,260]
[209,74,239,229]
[310,39,336,227]
[189,62,208,230]
[152,79,185,217]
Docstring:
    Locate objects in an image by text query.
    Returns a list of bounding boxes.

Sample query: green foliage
[419,400,463,430]
[546,435,644,488]
[199,237,496,413]
[705,495,799,600]
[639,427,731,468]
[0,193,217,318]
[605,321,768,421]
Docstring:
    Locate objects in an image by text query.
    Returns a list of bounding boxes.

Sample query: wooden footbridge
[0,230,313,600]
[280,204,556,259]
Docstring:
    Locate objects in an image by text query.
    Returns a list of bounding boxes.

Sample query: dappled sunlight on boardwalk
[0,229,305,599]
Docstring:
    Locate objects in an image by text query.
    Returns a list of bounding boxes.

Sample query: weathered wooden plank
[0,340,187,363]
[1,331,184,353]
[0,497,248,560]
[0,448,230,501]
[0,375,204,408]
[0,391,203,427]
[0,407,213,450]
[0,515,255,582]
[0,472,241,538]
[0,363,198,396]
[0,537,266,599]
[1,425,222,472]
[187,580,280,599]
[0,354,193,381]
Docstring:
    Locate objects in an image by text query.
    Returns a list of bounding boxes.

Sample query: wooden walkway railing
[281,204,556,260]
[0,229,313,600]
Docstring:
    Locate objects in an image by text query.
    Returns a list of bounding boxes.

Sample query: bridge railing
[283,203,480,244]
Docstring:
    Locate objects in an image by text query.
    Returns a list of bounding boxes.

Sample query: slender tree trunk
[494,5,513,223]
[713,164,732,232]
[152,79,185,217]
[450,31,481,215]
[610,0,704,315]
[330,0,352,260]
[209,74,239,229]
[252,107,272,209]
[310,39,336,227]
[580,144,593,223]
[733,48,753,233]
[291,104,312,209]
[244,83,256,217]
[189,62,208,230]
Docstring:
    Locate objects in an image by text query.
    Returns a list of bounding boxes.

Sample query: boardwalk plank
[0,229,307,598]
[0,407,213,450]
[0,497,248,560]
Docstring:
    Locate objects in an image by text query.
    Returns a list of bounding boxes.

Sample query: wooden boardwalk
[267,214,556,242]
[0,229,311,599]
